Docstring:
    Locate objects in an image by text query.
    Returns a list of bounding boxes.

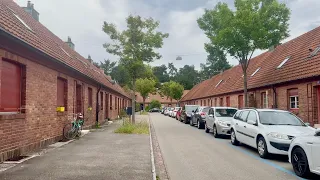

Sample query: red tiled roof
[0,0,130,98]
[136,90,190,104]
[182,26,320,101]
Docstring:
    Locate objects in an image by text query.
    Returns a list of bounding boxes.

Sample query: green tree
[153,64,170,83]
[199,44,231,81]
[150,99,161,109]
[198,0,290,107]
[169,81,184,103]
[161,82,171,100]
[110,65,130,87]
[136,78,156,111]
[175,65,200,90]
[99,59,117,75]
[103,15,169,123]
[168,63,178,80]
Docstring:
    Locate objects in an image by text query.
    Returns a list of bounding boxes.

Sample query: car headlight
[268,132,289,140]
[187,114,191,117]
[217,120,228,127]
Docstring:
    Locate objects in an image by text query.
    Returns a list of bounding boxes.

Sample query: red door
[318,87,320,124]
[226,97,230,107]
[76,85,82,113]
[238,95,244,109]
[105,93,109,119]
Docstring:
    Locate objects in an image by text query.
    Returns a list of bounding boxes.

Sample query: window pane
[57,78,66,107]
[247,111,257,122]
[1,60,21,111]
[240,111,249,122]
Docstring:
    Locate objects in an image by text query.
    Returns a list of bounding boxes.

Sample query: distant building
[136,90,190,108]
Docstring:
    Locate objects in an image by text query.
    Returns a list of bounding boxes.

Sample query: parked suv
[204,107,238,137]
[230,109,315,158]
[180,105,199,124]
[190,106,210,129]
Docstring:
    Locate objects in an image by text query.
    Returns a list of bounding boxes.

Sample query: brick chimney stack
[22,1,39,22]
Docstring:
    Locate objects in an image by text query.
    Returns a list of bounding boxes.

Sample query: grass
[114,118,149,134]
[140,111,149,115]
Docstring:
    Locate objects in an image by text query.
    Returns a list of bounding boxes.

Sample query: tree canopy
[99,59,117,75]
[198,0,290,106]
[136,78,156,110]
[103,15,168,122]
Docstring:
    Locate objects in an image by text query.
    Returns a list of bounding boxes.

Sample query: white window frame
[289,96,299,109]
[215,80,223,88]
[251,67,261,77]
[261,92,268,108]
[277,57,290,69]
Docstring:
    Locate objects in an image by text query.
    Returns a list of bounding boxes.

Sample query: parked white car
[288,129,320,177]
[204,107,238,137]
[165,107,173,116]
[172,107,181,118]
[230,109,315,158]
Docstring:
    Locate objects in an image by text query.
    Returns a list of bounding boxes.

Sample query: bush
[135,103,141,112]
[114,118,149,134]
[119,109,128,118]
[150,99,161,109]
[145,105,151,112]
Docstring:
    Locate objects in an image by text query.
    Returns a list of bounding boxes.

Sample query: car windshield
[175,107,181,110]
[259,111,305,126]
[215,109,237,117]
[185,106,199,112]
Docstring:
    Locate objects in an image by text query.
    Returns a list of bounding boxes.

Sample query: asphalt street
[150,113,319,180]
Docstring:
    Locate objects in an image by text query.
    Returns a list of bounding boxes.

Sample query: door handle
[236,123,238,125]
[244,126,246,128]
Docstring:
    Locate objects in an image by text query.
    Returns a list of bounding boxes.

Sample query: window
[209,108,214,115]
[219,98,223,106]
[288,89,299,109]
[277,57,290,69]
[309,46,320,57]
[247,111,257,123]
[57,78,67,110]
[215,109,237,117]
[239,111,249,122]
[251,67,261,77]
[234,111,242,120]
[261,92,268,108]
[88,87,93,107]
[1,60,26,112]
[215,98,217,106]
[238,95,244,109]
[215,80,223,88]
[9,8,34,32]
[204,100,206,106]
[100,92,103,110]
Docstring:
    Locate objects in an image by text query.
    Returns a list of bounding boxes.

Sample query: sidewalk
[0,118,152,180]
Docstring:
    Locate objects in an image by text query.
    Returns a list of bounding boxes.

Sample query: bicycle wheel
[63,123,77,140]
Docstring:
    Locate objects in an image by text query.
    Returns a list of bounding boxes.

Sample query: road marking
[212,137,307,180]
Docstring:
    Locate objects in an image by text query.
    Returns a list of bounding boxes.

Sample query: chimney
[22,1,39,21]
[65,36,75,50]
[87,55,93,64]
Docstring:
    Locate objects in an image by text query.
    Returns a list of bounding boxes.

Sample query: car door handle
[244,125,246,128]
[236,123,238,125]
[307,142,313,145]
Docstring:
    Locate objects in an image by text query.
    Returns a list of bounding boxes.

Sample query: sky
[14,0,320,70]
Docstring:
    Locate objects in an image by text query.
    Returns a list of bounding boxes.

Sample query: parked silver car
[205,107,238,138]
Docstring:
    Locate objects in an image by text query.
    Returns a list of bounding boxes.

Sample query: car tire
[291,147,311,178]
[213,125,219,138]
[205,123,210,133]
[231,129,239,146]
[197,120,201,129]
[189,118,193,126]
[257,137,269,158]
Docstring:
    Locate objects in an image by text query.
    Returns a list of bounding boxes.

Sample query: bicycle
[63,113,84,140]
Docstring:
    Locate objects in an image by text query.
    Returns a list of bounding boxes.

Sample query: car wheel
[231,129,239,146]
[291,147,310,178]
[184,117,188,124]
[197,120,201,129]
[257,137,269,158]
[213,125,219,138]
[205,123,210,133]
[189,118,193,126]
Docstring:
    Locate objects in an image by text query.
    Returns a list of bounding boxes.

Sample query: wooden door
[238,95,244,109]
[76,84,82,113]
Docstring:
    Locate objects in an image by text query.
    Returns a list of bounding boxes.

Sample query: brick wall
[0,48,130,162]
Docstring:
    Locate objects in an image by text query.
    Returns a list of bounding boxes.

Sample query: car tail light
[200,112,206,116]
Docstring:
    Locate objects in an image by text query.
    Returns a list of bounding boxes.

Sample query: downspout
[96,85,102,124]
[272,86,278,109]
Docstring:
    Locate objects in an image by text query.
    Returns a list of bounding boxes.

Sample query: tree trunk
[143,98,146,111]
[243,70,248,107]
[131,79,136,124]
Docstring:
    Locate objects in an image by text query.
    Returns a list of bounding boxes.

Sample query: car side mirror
[305,122,310,126]
[192,110,195,113]
[247,119,258,126]
[209,114,213,117]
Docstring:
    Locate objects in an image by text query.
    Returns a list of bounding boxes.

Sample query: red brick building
[0,1,131,162]
[181,26,320,127]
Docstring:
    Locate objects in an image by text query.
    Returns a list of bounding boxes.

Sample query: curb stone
[149,114,170,180]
